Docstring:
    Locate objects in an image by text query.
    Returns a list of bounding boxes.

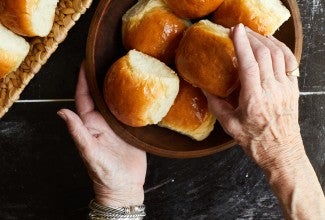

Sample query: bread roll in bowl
[0,0,59,37]
[212,0,291,36]
[103,50,180,127]
[0,24,30,79]
[122,0,189,64]
[164,0,224,19]
[175,20,238,98]
[159,80,216,141]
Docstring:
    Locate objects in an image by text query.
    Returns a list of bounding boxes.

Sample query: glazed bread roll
[159,80,216,141]
[0,0,59,37]
[122,0,189,64]
[103,50,180,127]
[164,0,224,19]
[175,20,238,98]
[212,0,291,36]
[0,24,30,79]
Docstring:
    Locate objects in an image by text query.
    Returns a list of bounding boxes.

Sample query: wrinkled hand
[58,63,146,207]
[205,24,304,170]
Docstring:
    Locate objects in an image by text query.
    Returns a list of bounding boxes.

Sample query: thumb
[57,109,94,153]
[203,91,241,136]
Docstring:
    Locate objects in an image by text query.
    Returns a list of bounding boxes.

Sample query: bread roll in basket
[0,0,59,37]
[0,24,30,79]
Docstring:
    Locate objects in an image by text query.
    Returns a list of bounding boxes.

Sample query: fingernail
[57,111,67,120]
[237,23,246,34]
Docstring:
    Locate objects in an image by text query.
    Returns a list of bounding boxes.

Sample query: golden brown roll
[103,50,180,127]
[164,0,224,19]
[122,0,189,64]
[159,80,216,141]
[175,20,238,98]
[0,0,59,37]
[0,24,30,79]
[211,0,291,36]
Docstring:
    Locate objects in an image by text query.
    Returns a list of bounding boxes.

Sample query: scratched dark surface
[0,0,324,219]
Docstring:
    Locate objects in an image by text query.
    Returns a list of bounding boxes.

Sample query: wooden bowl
[85,0,302,158]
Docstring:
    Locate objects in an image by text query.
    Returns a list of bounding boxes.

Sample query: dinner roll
[122,0,189,64]
[0,24,30,79]
[103,50,180,127]
[0,0,59,37]
[175,20,238,98]
[159,80,216,141]
[163,0,224,19]
[212,0,291,36]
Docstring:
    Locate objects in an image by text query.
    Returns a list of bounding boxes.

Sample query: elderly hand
[57,63,146,207]
[205,24,304,170]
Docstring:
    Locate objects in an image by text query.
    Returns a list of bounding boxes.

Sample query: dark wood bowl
[85,0,302,158]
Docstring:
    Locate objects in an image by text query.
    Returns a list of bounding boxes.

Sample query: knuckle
[244,98,270,126]
[256,46,271,60]
[277,40,288,50]
[248,111,269,128]
[246,95,261,108]
[261,78,276,88]
[279,42,286,48]
[272,48,284,59]
[241,61,259,73]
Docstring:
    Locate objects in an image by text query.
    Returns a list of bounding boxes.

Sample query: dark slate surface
[297,0,325,92]
[0,0,324,219]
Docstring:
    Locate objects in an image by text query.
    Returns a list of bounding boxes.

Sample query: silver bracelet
[88,199,146,220]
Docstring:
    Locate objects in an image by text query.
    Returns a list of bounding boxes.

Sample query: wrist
[258,134,308,184]
[248,134,306,170]
[95,185,145,207]
[263,152,309,180]
[265,154,325,220]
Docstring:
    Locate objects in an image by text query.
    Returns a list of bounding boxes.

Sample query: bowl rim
[85,0,303,158]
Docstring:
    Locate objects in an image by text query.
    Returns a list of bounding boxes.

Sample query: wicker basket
[0,0,93,118]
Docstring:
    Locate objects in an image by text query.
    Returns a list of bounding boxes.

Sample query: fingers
[57,109,95,154]
[204,91,242,136]
[268,35,299,83]
[75,62,95,119]
[231,24,262,98]
[245,28,287,82]
[233,25,297,86]
[246,33,275,84]
[268,35,298,72]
